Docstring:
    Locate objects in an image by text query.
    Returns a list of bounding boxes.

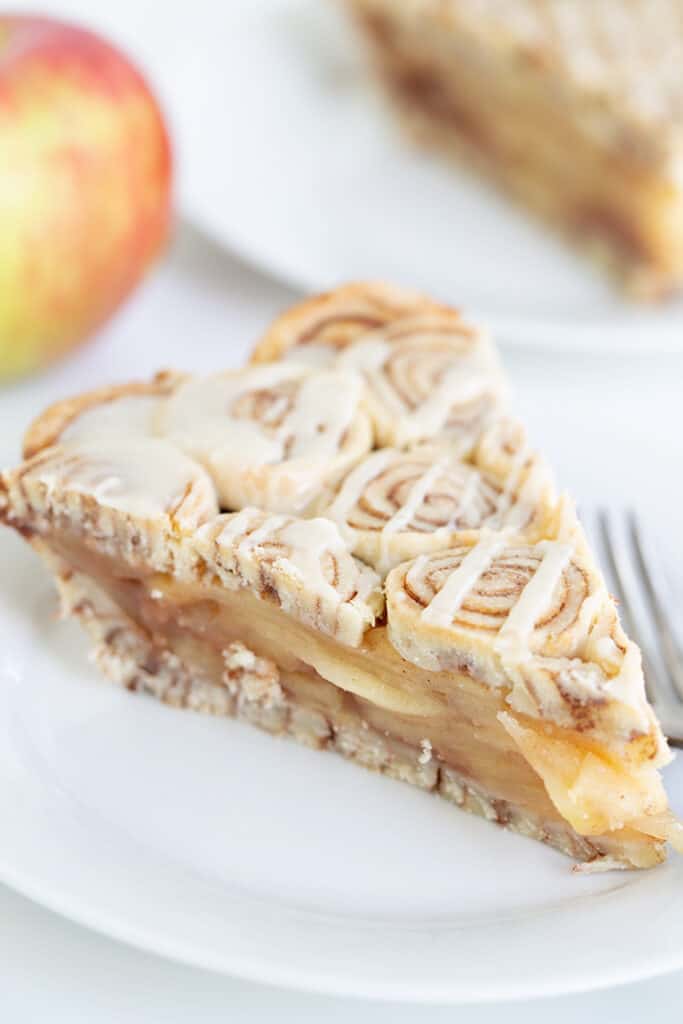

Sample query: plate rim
[183,205,683,355]
[2,548,683,1004]
[1,838,683,1004]
[176,1,683,356]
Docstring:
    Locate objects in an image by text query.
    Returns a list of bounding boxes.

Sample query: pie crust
[2,281,681,870]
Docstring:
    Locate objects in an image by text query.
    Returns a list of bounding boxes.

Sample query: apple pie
[2,281,681,870]
[344,0,683,298]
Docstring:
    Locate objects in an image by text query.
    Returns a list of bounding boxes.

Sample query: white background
[2,0,683,1017]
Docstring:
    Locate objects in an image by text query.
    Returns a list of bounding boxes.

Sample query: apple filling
[2,281,680,871]
[39,530,671,870]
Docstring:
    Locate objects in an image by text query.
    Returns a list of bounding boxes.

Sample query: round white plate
[170,0,683,351]
[1,526,683,1003]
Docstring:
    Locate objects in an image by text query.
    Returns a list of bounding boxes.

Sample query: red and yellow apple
[0,16,172,379]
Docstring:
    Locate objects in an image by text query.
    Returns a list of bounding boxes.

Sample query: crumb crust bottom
[53,561,660,872]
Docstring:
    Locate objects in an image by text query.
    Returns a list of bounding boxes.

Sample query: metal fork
[582,508,683,745]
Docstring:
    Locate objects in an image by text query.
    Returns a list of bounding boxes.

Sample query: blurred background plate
[10,0,683,352]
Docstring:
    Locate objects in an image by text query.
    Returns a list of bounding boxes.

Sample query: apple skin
[0,16,172,379]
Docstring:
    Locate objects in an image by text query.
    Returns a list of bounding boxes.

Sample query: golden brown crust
[22,370,185,460]
[2,280,678,868]
[249,280,458,363]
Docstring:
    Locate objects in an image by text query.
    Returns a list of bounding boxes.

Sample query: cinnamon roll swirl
[154,363,373,514]
[0,438,219,571]
[470,416,564,537]
[3,281,678,869]
[21,372,185,459]
[336,311,505,450]
[473,415,530,480]
[386,533,663,752]
[190,507,383,646]
[324,442,557,573]
[250,280,451,366]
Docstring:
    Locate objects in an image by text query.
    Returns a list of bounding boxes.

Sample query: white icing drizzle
[207,420,283,475]
[203,509,381,645]
[283,370,363,459]
[158,365,362,470]
[153,365,369,512]
[446,464,480,529]
[490,444,529,524]
[277,517,346,605]
[603,643,651,714]
[337,337,392,374]
[378,457,448,568]
[339,333,501,446]
[213,508,261,545]
[337,338,405,420]
[326,450,395,532]
[218,511,350,607]
[496,542,573,655]
[30,439,216,522]
[157,369,292,472]
[282,342,337,368]
[394,366,492,447]
[328,452,494,562]
[237,515,289,553]
[420,534,505,628]
[61,395,161,443]
[502,462,544,529]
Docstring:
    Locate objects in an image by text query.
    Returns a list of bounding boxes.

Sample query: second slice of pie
[343,1,683,298]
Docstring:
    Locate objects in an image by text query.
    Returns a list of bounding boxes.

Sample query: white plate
[12,0,683,351]
[1,525,683,1003]
[0,3,682,1000]
[169,0,683,351]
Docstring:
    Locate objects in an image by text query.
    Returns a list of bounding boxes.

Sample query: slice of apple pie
[343,0,683,297]
[2,281,681,870]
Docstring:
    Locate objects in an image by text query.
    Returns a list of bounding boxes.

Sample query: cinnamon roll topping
[191,508,383,646]
[5,438,218,531]
[324,437,558,572]
[250,280,452,364]
[154,364,373,513]
[1,280,678,868]
[336,312,505,450]
[386,532,660,747]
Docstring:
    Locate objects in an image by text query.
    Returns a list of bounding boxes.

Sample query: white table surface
[2,222,683,1021]
[3,0,683,1012]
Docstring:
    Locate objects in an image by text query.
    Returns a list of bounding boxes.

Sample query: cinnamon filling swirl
[405,545,590,644]
[337,315,504,449]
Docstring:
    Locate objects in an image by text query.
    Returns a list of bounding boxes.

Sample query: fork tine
[628,511,683,702]
[596,508,663,708]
